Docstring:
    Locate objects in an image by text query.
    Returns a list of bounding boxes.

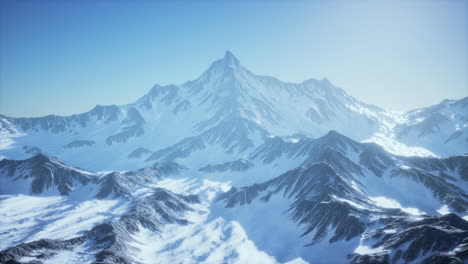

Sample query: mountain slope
[215,131,468,264]
[0,51,467,264]
[0,132,467,264]
[395,97,468,156]
[0,51,449,172]
[0,153,181,199]
[0,188,201,264]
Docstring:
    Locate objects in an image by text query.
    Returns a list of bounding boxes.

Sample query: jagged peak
[312,130,362,153]
[320,130,351,142]
[90,104,119,112]
[28,152,55,163]
[205,50,242,74]
[223,50,240,66]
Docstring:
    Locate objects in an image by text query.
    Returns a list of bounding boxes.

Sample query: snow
[284,258,310,264]
[0,194,129,250]
[32,243,95,264]
[0,52,466,264]
[131,218,278,264]
[437,205,451,215]
[358,167,443,215]
[129,176,360,264]
[364,132,436,157]
[211,190,360,264]
[148,177,231,202]
[370,196,425,215]
[383,229,397,234]
[332,195,368,210]
[0,52,446,172]
[354,245,386,255]
[129,178,279,264]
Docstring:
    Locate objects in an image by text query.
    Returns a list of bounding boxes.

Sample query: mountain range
[0,51,467,264]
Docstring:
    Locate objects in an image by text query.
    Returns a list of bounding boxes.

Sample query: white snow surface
[1,52,464,173]
[0,194,129,251]
[0,52,467,264]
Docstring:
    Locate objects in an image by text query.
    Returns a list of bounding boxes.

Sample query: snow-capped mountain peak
[0,52,466,171]
[0,51,467,264]
[221,50,240,68]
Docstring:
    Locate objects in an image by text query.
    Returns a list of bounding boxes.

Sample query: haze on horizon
[1,0,467,117]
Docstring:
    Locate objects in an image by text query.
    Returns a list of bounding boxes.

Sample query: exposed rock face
[0,116,18,134]
[351,214,468,264]
[395,97,468,156]
[0,188,201,264]
[0,105,121,134]
[199,158,253,173]
[4,52,465,172]
[95,162,181,199]
[246,131,468,213]
[105,107,145,145]
[217,163,372,244]
[216,131,468,261]
[145,136,206,162]
[0,153,183,198]
[0,52,467,264]
[0,153,95,195]
[149,161,185,176]
[128,147,152,159]
[64,140,95,149]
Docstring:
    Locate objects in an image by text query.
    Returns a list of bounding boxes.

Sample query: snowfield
[0,52,467,264]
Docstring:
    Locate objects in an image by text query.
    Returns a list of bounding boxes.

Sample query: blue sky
[1,0,467,117]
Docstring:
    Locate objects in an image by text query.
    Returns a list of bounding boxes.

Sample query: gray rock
[127,147,152,159]
[199,158,253,173]
[64,140,95,149]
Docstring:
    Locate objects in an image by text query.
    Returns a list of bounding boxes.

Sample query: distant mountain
[395,97,468,156]
[3,51,463,172]
[0,51,467,264]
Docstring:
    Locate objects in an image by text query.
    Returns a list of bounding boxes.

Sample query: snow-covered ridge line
[1,51,465,172]
[0,129,467,263]
[0,153,183,199]
[215,131,468,263]
[0,187,201,264]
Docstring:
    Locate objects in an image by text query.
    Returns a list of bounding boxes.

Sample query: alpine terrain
[0,52,467,264]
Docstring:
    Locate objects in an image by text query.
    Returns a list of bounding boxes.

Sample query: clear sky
[1,0,467,117]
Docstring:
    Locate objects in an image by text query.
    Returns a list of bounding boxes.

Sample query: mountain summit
[221,50,240,67]
[0,51,467,264]
[0,52,466,172]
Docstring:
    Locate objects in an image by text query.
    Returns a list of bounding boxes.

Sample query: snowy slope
[1,132,467,264]
[0,51,467,264]
[394,97,468,156]
[2,51,463,173]
[215,132,468,263]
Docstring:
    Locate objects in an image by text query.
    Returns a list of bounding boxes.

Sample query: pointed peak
[202,50,243,76]
[324,130,342,137]
[28,152,62,165]
[317,130,356,145]
[30,152,51,162]
[224,50,237,59]
[222,50,240,67]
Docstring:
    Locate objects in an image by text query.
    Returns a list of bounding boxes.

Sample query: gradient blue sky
[1,0,467,117]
